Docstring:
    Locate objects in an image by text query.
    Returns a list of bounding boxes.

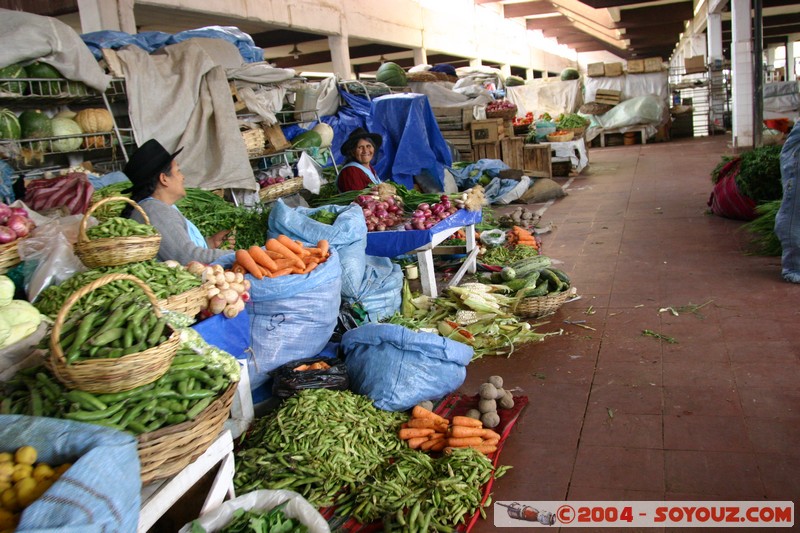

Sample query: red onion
[0,204,11,224]
[7,215,30,238]
[0,226,15,243]
[9,207,27,218]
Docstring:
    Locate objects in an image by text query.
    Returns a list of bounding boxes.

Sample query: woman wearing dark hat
[337,127,384,192]
[121,139,234,265]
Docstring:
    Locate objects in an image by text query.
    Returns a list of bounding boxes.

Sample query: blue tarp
[366,209,482,257]
[368,93,452,189]
[81,26,263,63]
[191,309,251,360]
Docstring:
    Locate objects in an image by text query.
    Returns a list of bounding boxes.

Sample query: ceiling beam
[251,29,325,49]
[504,1,561,18]
[616,3,694,27]
[622,22,685,39]
[578,0,668,8]
[0,0,77,16]
[551,0,617,29]
[722,22,800,37]
[526,15,577,31]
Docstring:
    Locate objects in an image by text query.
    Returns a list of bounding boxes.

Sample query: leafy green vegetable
[710,155,735,184]
[735,145,782,203]
[743,199,782,256]
[190,501,308,533]
[176,189,270,250]
[308,210,339,225]
[557,113,589,129]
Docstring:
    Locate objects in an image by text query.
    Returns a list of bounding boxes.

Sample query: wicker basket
[486,107,518,120]
[74,197,161,268]
[241,125,266,156]
[0,239,23,274]
[259,176,304,203]
[47,273,180,393]
[514,287,577,318]
[157,285,207,318]
[546,131,575,142]
[563,126,586,139]
[137,381,237,484]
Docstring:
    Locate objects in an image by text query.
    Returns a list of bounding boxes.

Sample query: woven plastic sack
[0,414,140,533]
[707,159,757,221]
[268,199,367,299]
[214,250,342,391]
[349,256,403,322]
[341,323,474,411]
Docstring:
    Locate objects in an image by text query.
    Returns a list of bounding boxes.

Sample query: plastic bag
[179,489,330,533]
[270,356,348,398]
[342,323,474,411]
[297,151,323,194]
[480,229,506,247]
[1,415,140,533]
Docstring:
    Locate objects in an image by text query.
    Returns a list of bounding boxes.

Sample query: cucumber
[500,266,516,281]
[539,268,564,292]
[549,267,571,287]
[510,255,552,277]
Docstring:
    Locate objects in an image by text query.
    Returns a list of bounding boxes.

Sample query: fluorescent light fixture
[289,44,302,59]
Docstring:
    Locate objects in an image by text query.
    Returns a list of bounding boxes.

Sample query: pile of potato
[464,375,515,428]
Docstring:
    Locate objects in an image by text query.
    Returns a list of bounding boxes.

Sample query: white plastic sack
[179,489,330,533]
[494,176,531,205]
[297,151,323,194]
[315,76,340,118]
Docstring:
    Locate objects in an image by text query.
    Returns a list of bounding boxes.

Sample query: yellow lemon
[0,482,9,494]
[10,464,31,483]
[0,463,12,483]
[14,446,36,466]
[0,507,17,529]
[32,463,54,482]
[0,489,17,512]
[0,454,11,464]
[52,463,71,477]
[14,478,37,508]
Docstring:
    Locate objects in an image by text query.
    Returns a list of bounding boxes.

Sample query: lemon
[14,478,37,508]
[14,446,36,466]
[0,507,17,529]
[0,463,12,483]
[53,463,72,477]
[32,463,54,482]
[0,489,17,512]
[0,482,8,494]
[10,464,31,483]
[0,454,11,464]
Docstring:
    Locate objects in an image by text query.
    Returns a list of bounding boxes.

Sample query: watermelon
[505,75,525,87]
[560,68,580,81]
[291,130,322,149]
[0,63,28,95]
[19,110,52,139]
[0,108,21,140]
[51,117,83,152]
[26,62,62,95]
[376,62,408,87]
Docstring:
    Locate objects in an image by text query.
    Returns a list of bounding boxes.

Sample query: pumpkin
[75,108,113,133]
[50,117,83,152]
[376,62,408,87]
[0,108,21,140]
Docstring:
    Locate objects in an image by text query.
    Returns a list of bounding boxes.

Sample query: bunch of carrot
[506,225,539,249]
[233,235,330,280]
[397,405,501,455]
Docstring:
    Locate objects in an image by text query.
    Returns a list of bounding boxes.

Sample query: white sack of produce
[342,323,474,411]
[179,489,330,533]
[213,249,342,391]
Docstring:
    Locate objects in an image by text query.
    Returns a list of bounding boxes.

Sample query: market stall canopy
[506,79,582,118]
[115,39,257,191]
[0,8,111,93]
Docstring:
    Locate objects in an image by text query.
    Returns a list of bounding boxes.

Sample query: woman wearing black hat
[121,139,234,265]
[337,127,384,192]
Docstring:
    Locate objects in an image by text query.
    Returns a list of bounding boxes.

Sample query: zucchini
[539,268,563,292]
[510,255,552,278]
[549,267,571,287]
[500,266,516,281]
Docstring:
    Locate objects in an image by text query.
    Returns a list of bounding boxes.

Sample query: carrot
[482,429,501,440]
[295,241,311,257]
[482,438,500,447]
[302,261,319,274]
[231,263,246,275]
[446,437,484,448]
[452,416,482,428]
[235,249,263,279]
[272,258,296,270]
[398,428,434,440]
[430,439,448,452]
[265,250,284,259]
[412,405,447,424]
[317,239,329,257]
[408,419,438,429]
[400,423,409,429]
[248,246,279,271]
[278,235,305,255]
[269,267,294,277]
[449,426,488,439]
[266,238,305,269]
[420,436,445,451]
[407,436,429,449]
[304,247,324,257]
[444,444,497,455]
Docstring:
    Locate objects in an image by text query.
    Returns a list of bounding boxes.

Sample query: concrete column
[77,0,122,32]
[731,0,753,148]
[500,64,512,78]
[787,36,798,81]
[469,58,483,68]
[766,46,777,71]
[525,68,534,81]
[328,35,353,79]
[413,47,427,67]
[118,0,135,34]
[707,12,723,62]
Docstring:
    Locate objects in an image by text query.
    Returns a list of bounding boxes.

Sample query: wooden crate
[604,62,624,77]
[644,57,664,72]
[441,129,473,161]
[522,144,552,178]
[229,82,247,112]
[587,62,605,77]
[262,123,291,154]
[472,141,501,160]
[595,89,622,105]
[470,118,505,144]
[500,137,524,169]
[627,59,645,74]
[433,107,473,131]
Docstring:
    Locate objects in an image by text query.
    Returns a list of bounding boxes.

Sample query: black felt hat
[340,128,382,157]
[122,139,183,189]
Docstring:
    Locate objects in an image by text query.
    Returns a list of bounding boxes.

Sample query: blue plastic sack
[776,120,800,283]
[341,324,473,411]
[352,257,403,322]
[214,250,342,390]
[0,415,140,533]
[268,199,367,299]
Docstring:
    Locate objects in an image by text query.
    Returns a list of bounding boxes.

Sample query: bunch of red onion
[404,195,458,231]
[259,176,286,188]
[487,100,517,112]
[0,203,35,244]
[356,193,405,232]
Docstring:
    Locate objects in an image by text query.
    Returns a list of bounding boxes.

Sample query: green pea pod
[89,327,127,347]
[64,390,108,411]
[186,396,214,419]
[146,317,168,346]
[64,400,127,422]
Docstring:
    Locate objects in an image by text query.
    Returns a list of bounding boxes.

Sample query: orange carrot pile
[397,406,500,455]
[233,235,330,279]
[506,225,538,250]
[293,361,331,372]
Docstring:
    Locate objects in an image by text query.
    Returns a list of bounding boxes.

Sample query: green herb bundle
[176,189,270,250]
[743,199,782,256]
[735,145,783,203]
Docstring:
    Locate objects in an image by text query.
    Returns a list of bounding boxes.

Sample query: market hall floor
[466,134,798,532]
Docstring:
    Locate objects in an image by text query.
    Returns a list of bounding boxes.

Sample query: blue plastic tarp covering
[366,209,482,257]
[81,26,263,63]
[368,93,452,189]
[191,309,251,360]
[448,159,510,189]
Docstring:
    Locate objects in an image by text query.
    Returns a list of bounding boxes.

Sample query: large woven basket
[157,285,207,318]
[74,197,161,268]
[546,131,575,142]
[259,176,304,203]
[241,125,266,156]
[138,381,237,484]
[514,289,572,318]
[486,107,518,120]
[563,126,586,139]
[0,239,23,274]
[47,273,180,393]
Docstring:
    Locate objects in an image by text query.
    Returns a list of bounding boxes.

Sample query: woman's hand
[210,229,236,249]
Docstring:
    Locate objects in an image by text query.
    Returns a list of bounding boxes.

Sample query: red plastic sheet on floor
[321,392,529,532]
[707,158,757,221]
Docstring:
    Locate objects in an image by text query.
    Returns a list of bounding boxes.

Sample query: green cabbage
[0,300,42,348]
[0,275,14,307]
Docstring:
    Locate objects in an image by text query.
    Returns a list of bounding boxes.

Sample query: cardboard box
[587,62,605,77]
[470,118,505,144]
[604,62,624,77]
[595,89,622,105]
[644,56,664,72]
[627,59,645,74]
[684,56,706,74]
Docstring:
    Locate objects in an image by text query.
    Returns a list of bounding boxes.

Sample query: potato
[487,376,504,389]
[418,400,434,411]
[481,411,500,428]
[499,390,515,409]
[479,383,498,400]
[478,399,497,414]
[494,387,506,400]
[465,408,481,419]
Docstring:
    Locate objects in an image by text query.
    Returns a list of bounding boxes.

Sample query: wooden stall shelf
[470,118,505,144]
[644,57,664,73]
[473,141,501,160]
[500,137,524,169]
[522,144,552,178]
[595,89,622,105]
[262,123,291,154]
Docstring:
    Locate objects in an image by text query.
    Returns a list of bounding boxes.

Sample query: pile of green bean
[34,260,202,318]
[86,217,159,239]
[234,389,407,506]
[89,181,133,221]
